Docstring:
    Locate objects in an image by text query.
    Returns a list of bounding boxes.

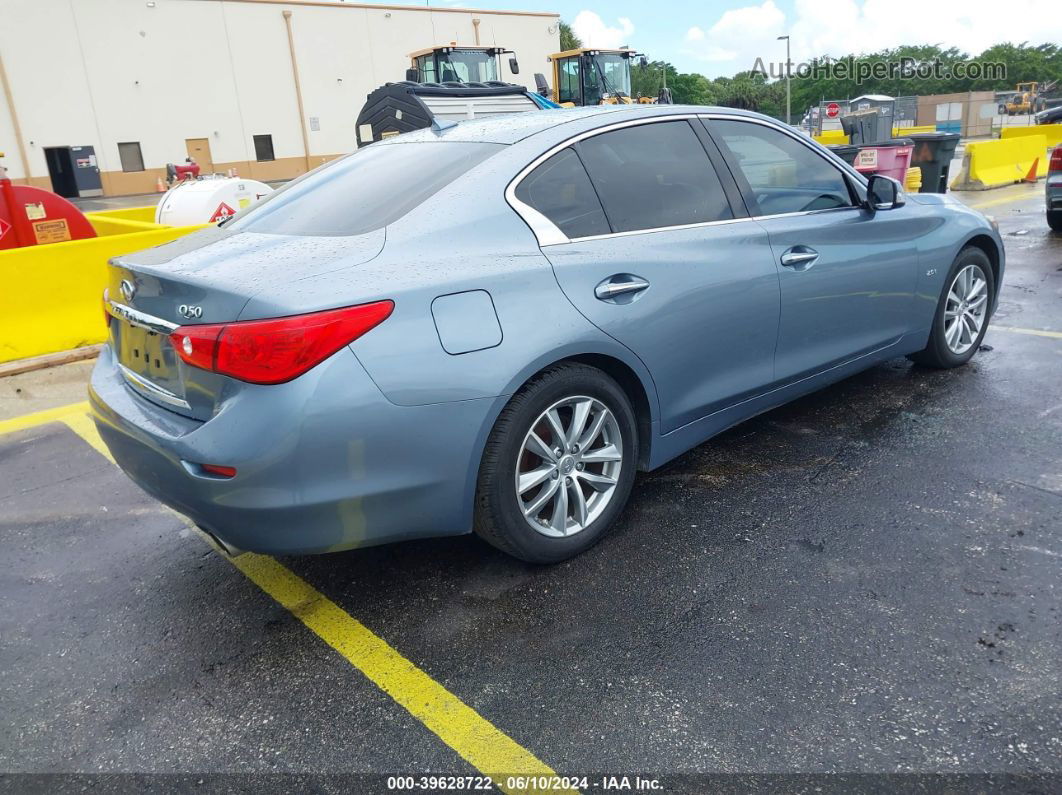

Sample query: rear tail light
[1051,145,1062,174]
[171,300,394,384]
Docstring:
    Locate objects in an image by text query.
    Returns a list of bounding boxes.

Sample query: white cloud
[571,10,635,49]
[685,26,705,42]
[684,0,1062,78]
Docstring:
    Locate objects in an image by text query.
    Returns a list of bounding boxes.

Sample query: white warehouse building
[0,0,560,196]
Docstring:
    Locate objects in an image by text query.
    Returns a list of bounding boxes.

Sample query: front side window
[513,148,610,239]
[229,141,501,236]
[576,120,734,233]
[710,119,854,215]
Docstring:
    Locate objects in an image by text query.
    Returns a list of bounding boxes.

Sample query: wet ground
[2,184,1060,791]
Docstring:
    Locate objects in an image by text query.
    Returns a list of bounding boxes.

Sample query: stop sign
[825,102,841,118]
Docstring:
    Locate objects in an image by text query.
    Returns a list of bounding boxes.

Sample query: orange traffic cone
[155,175,166,192]
[1023,158,1039,183]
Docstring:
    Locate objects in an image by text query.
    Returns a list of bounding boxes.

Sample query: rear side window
[710,119,854,215]
[576,120,734,233]
[228,141,502,236]
[514,148,610,239]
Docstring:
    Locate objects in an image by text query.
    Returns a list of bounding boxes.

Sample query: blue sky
[377,0,1060,78]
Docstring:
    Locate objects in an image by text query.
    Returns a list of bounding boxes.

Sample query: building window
[253,134,275,162]
[117,142,144,172]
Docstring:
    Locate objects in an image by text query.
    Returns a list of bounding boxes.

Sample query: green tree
[559,21,581,52]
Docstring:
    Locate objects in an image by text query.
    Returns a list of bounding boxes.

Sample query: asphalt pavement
[1,183,1060,792]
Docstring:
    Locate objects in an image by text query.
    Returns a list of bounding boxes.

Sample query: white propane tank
[155,177,273,226]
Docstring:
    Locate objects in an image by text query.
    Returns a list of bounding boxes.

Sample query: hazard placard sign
[209,202,236,223]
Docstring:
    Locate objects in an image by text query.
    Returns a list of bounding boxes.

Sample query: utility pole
[777,34,791,125]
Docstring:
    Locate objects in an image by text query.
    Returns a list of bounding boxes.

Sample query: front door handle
[780,246,819,270]
[595,275,650,302]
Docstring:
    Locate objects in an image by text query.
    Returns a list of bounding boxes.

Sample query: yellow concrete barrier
[87,206,158,223]
[949,134,1048,191]
[1000,124,1062,150]
[0,224,205,364]
[893,125,936,136]
[813,129,849,145]
[85,212,166,237]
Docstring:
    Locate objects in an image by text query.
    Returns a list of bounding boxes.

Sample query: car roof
[375,104,769,146]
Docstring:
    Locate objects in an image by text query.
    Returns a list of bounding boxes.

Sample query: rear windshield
[227,141,503,236]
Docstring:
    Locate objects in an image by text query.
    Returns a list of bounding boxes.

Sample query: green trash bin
[827,144,861,166]
[907,132,961,193]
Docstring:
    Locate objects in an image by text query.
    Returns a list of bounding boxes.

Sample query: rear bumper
[89,344,500,555]
[1047,184,1062,211]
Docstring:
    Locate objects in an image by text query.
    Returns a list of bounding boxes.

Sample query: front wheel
[909,247,995,368]
[1048,210,1062,233]
[473,363,638,563]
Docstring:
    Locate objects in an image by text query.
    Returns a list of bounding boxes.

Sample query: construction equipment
[356,81,558,147]
[1001,81,1057,115]
[546,48,646,106]
[355,42,560,147]
[406,45,519,85]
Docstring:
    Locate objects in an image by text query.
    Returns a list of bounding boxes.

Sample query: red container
[853,139,914,182]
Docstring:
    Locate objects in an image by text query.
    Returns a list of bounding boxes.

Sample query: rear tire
[473,363,638,563]
[1048,210,1062,233]
[909,246,995,369]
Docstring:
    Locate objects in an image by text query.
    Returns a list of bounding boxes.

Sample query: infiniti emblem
[119,279,136,302]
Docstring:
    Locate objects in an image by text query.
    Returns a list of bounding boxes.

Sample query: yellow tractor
[405,45,520,84]
[1001,81,1055,115]
[543,48,646,106]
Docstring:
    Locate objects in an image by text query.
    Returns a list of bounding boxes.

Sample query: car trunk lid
[106,226,385,420]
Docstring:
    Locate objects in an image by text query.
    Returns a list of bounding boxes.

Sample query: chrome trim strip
[118,363,191,411]
[107,300,179,334]
[567,215,752,244]
[505,110,870,248]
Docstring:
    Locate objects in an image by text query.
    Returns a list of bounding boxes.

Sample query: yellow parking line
[233,553,567,789]
[1,403,570,795]
[966,192,1044,211]
[0,400,90,436]
[994,325,1062,340]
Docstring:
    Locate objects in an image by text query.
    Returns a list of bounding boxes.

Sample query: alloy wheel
[944,264,989,355]
[515,395,623,538]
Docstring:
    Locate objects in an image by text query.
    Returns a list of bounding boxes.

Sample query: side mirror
[509,57,520,75]
[866,174,905,212]
[405,68,419,83]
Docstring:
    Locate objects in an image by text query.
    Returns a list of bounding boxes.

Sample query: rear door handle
[595,275,650,302]
[780,246,819,270]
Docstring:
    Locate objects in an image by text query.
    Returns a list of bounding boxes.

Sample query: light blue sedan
[90,106,1004,563]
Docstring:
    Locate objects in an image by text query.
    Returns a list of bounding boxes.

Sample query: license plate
[116,320,186,405]
[119,324,170,377]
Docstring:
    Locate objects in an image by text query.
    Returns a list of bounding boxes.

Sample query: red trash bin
[853,138,914,182]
